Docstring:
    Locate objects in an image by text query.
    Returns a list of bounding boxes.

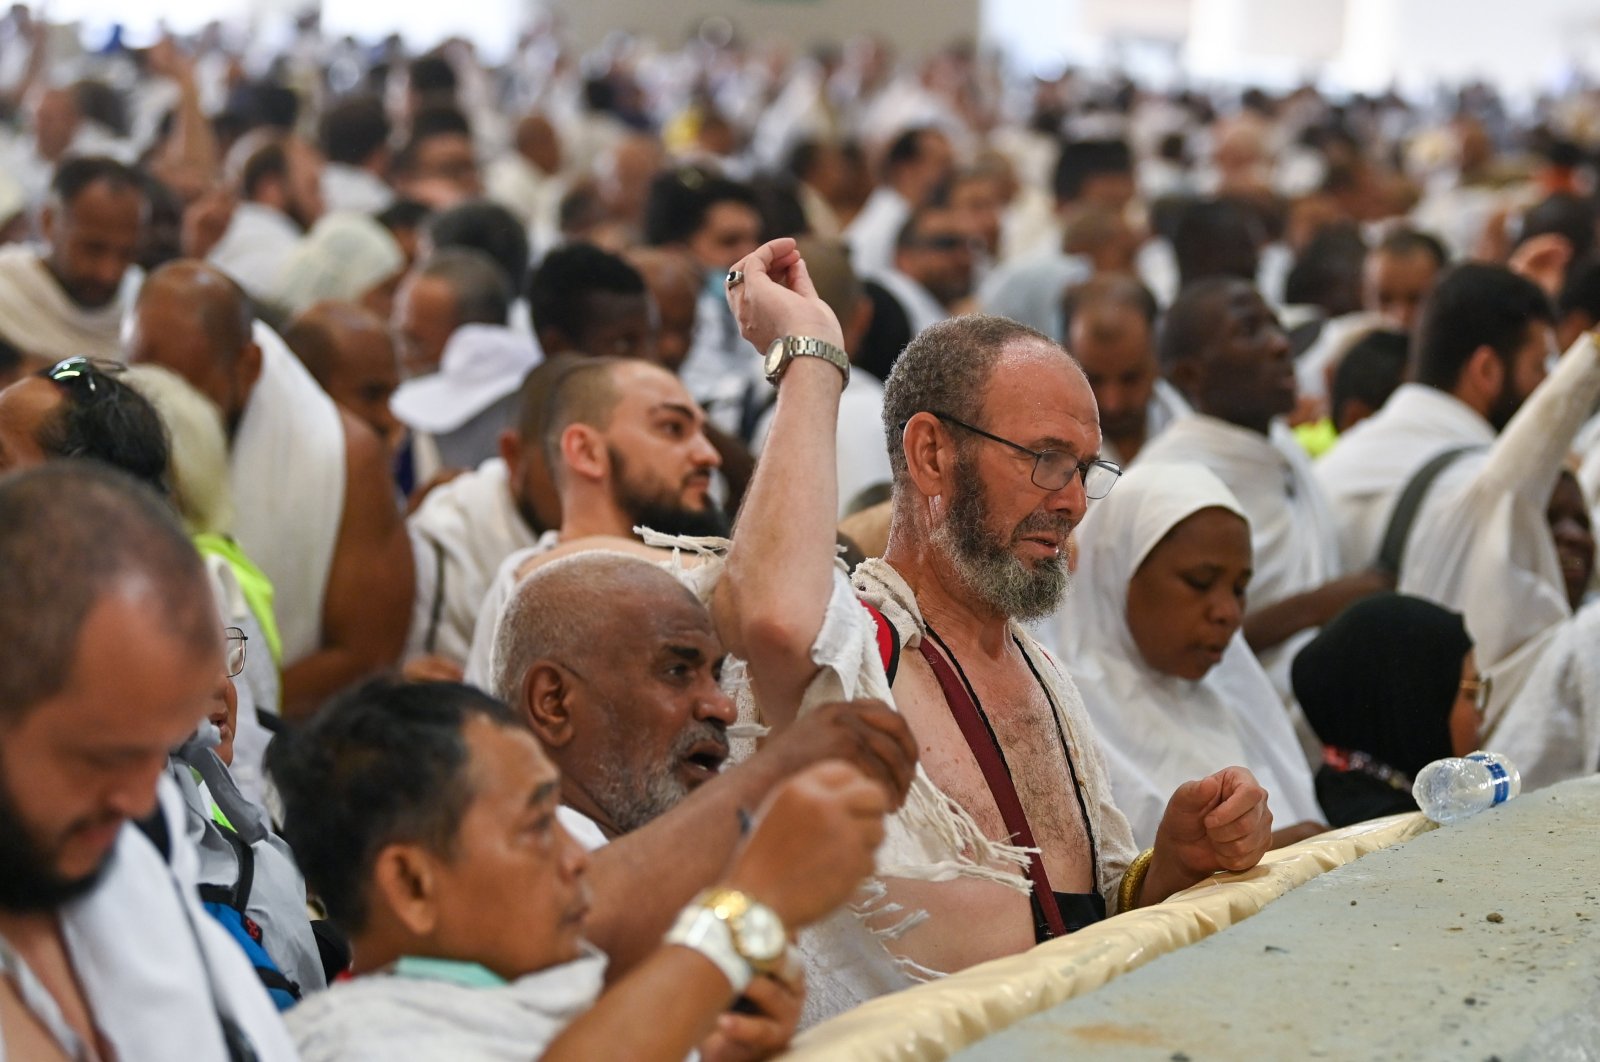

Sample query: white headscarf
[267,212,404,320]
[1054,462,1322,847]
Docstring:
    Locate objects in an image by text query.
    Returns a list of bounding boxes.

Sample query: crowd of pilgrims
[1,6,1600,1058]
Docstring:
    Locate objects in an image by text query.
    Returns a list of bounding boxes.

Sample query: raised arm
[713,239,849,726]
[1475,330,1600,508]
[281,412,414,718]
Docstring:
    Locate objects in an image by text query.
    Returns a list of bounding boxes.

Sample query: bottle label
[1482,759,1510,805]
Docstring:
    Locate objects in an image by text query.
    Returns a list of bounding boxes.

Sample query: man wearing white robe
[418,356,723,677]
[0,466,295,1061]
[127,261,412,721]
[1315,263,1556,573]
[0,156,143,364]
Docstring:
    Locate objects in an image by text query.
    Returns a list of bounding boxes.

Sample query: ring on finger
[726,268,745,288]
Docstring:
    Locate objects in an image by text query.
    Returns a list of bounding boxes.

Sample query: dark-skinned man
[0,156,143,365]
[127,260,412,721]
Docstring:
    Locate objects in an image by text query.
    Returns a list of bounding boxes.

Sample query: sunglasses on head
[40,356,100,396]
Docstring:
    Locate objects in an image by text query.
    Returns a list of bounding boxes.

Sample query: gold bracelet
[1117,848,1156,913]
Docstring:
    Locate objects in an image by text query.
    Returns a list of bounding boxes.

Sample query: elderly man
[0,464,295,1059]
[0,156,143,363]
[127,261,412,720]
[716,238,1275,995]
[272,678,895,1061]
[417,354,723,675]
[490,552,917,980]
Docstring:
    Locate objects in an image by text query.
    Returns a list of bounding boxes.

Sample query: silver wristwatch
[664,888,791,993]
[763,335,850,386]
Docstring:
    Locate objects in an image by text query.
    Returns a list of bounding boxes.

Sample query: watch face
[764,340,787,378]
[736,905,787,961]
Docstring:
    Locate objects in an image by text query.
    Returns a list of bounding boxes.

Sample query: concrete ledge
[785,812,1435,1061]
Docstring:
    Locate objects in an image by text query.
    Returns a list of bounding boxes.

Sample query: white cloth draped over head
[229,321,346,665]
[266,211,404,320]
[1055,461,1323,848]
[0,244,126,361]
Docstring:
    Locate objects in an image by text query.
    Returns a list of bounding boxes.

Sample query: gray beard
[586,719,728,835]
[931,460,1072,622]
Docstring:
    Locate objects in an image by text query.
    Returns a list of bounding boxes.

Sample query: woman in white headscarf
[1057,461,1325,849]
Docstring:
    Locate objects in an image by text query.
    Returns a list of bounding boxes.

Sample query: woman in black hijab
[1292,593,1484,827]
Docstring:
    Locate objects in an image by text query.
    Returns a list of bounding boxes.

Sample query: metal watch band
[664,904,754,993]
[767,335,850,386]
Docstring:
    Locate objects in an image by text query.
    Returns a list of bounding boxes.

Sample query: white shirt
[289,948,607,1062]
[462,530,565,690]
[1399,333,1600,731]
[0,776,296,1062]
[843,186,912,280]
[407,458,546,666]
[209,202,304,302]
[1314,384,1498,573]
[321,163,394,215]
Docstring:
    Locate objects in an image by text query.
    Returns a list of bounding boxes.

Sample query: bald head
[283,301,403,449]
[491,551,701,704]
[515,113,561,174]
[127,260,260,433]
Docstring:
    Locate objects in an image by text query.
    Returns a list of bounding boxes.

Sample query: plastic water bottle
[1412,751,1522,825]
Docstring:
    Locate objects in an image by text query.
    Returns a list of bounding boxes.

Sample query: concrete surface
[956,776,1600,1062]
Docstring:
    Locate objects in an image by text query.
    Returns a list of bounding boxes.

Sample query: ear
[522,661,576,750]
[236,340,264,399]
[1460,344,1503,410]
[901,411,956,500]
[1334,397,1373,434]
[499,427,521,482]
[559,423,608,483]
[371,843,440,937]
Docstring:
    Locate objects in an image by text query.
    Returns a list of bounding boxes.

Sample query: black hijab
[1292,593,1473,778]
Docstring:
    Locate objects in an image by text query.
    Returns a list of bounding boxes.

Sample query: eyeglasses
[225,627,248,678]
[1459,672,1492,717]
[41,356,99,396]
[924,412,1123,498]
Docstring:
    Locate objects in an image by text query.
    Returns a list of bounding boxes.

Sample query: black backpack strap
[1375,445,1482,575]
[198,827,256,912]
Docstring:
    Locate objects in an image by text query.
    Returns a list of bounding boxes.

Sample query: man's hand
[1508,232,1573,298]
[726,237,846,355]
[699,973,803,1062]
[724,761,889,929]
[756,699,918,810]
[1138,766,1273,906]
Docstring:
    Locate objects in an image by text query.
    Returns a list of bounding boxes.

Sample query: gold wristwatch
[763,335,850,386]
[665,887,790,992]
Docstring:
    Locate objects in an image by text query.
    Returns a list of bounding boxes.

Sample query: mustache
[1009,510,1076,545]
[669,720,729,760]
